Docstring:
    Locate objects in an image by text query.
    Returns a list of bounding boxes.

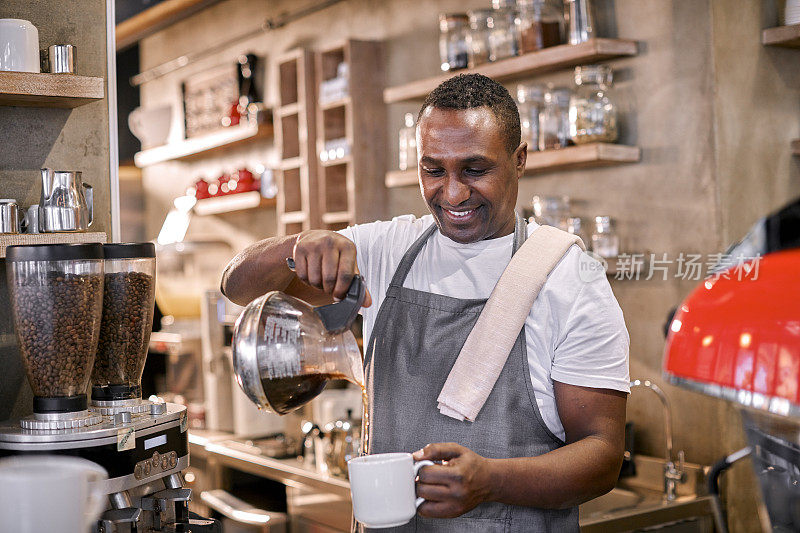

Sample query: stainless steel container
[566,0,595,44]
[48,44,75,74]
[0,199,20,234]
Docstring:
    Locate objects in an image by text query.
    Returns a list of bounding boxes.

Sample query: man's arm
[221,230,371,308]
[414,382,626,517]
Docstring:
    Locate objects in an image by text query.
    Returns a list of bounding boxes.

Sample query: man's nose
[443,173,470,206]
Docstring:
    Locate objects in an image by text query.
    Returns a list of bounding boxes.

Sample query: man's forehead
[418,106,498,129]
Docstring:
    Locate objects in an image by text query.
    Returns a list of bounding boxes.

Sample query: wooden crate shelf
[792,139,800,155]
[134,120,273,167]
[0,232,107,258]
[193,192,276,215]
[316,40,386,226]
[385,143,640,187]
[0,71,104,108]
[762,24,800,47]
[383,38,637,103]
[277,102,301,117]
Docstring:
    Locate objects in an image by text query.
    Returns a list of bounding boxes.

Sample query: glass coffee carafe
[91,243,156,411]
[232,274,366,416]
[6,243,105,427]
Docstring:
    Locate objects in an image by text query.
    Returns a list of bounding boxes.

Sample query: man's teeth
[446,209,474,218]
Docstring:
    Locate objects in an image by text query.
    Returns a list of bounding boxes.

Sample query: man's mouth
[441,206,479,223]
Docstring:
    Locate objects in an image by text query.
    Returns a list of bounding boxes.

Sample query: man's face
[416,106,525,244]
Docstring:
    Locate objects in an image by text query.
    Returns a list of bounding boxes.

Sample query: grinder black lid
[102,242,156,259]
[6,243,104,262]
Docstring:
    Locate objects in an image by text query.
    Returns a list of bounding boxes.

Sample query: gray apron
[363,214,579,532]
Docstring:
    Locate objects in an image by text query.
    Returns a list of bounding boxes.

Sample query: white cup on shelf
[348,452,434,529]
[0,19,40,73]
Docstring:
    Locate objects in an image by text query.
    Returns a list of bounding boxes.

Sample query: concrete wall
[137,1,800,530]
[0,0,112,420]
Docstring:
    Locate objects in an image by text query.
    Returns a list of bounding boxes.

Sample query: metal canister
[0,200,20,234]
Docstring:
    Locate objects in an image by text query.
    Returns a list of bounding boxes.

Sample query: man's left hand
[412,443,495,518]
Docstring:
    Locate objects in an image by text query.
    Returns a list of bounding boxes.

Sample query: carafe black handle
[314,274,366,333]
[286,257,366,333]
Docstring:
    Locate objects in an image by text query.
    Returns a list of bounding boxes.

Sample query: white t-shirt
[338,214,630,441]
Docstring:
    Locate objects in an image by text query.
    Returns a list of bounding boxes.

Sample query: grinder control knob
[151,401,167,415]
[113,411,132,426]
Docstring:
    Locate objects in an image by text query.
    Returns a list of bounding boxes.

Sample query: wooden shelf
[193,192,276,215]
[526,143,640,172]
[0,232,107,258]
[762,24,800,47]
[280,211,307,224]
[0,72,104,108]
[134,120,273,167]
[319,155,352,167]
[277,102,300,117]
[385,143,640,187]
[280,157,303,170]
[792,139,800,155]
[320,96,351,110]
[321,211,352,224]
[386,169,418,188]
[383,38,637,103]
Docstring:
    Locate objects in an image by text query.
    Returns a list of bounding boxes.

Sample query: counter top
[189,430,714,531]
[188,430,351,499]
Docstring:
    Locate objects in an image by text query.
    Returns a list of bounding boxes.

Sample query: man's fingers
[416,464,458,485]
[415,481,452,501]
[414,442,465,462]
[305,252,322,289]
[333,252,356,300]
[293,254,309,285]
[321,249,340,295]
[416,500,461,519]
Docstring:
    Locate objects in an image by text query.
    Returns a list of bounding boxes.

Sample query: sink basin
[580,488,643,517]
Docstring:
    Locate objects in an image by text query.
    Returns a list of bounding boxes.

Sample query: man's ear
[514,141,528,177]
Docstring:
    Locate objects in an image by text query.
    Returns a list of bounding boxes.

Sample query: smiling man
[221,74,629,532]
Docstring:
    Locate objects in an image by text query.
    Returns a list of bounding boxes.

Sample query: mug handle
[413,460,434,508]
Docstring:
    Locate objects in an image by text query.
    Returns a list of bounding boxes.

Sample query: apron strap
[437,224,587,422]
[389,212,527,289]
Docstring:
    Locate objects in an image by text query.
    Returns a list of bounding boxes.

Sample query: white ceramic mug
[0,19,40,73]
[347,452,434,528]
[0,455,108,533]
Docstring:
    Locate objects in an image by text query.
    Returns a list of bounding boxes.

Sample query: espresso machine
[0,242,218,533]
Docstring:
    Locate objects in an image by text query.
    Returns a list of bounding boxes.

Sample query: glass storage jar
[439,13,470,72]
[398,113,417,171]
[569,64,618,144]
[91,243,156,402]
[6,243,104,411]
[517,83,545,151]
[518,0,565,53]
[467,9,493,67]
[488,7,521,62]
[539,86,571,150]
[591,215,619,258]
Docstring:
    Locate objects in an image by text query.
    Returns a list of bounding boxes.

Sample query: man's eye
[422,167,445,177]
[464,168,488,176]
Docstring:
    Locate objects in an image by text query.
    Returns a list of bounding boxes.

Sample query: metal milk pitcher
[39,168,93,232]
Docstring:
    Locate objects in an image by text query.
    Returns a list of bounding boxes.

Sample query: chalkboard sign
[115,0,169,25]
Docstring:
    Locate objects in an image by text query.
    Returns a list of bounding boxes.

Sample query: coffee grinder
[0,243,216,533]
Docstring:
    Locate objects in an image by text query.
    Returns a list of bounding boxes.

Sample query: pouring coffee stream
[232,263,371,454]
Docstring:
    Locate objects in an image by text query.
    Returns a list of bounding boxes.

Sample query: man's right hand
[292,230,372,307]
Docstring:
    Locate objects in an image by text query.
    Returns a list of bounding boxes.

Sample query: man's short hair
[418,73,521,154]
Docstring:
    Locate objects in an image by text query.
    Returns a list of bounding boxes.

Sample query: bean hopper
[91,243,157,416]
[0,243,217,533]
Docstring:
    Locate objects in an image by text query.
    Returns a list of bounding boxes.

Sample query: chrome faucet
[630,379,685,500]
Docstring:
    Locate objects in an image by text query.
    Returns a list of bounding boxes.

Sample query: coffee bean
[12,272,103,397]
[91,271,155,388]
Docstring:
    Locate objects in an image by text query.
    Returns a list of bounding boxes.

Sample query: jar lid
[103,242,156,259]
[6,242,104,262]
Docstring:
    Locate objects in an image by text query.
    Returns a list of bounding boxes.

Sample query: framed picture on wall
[181,62,239,138]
